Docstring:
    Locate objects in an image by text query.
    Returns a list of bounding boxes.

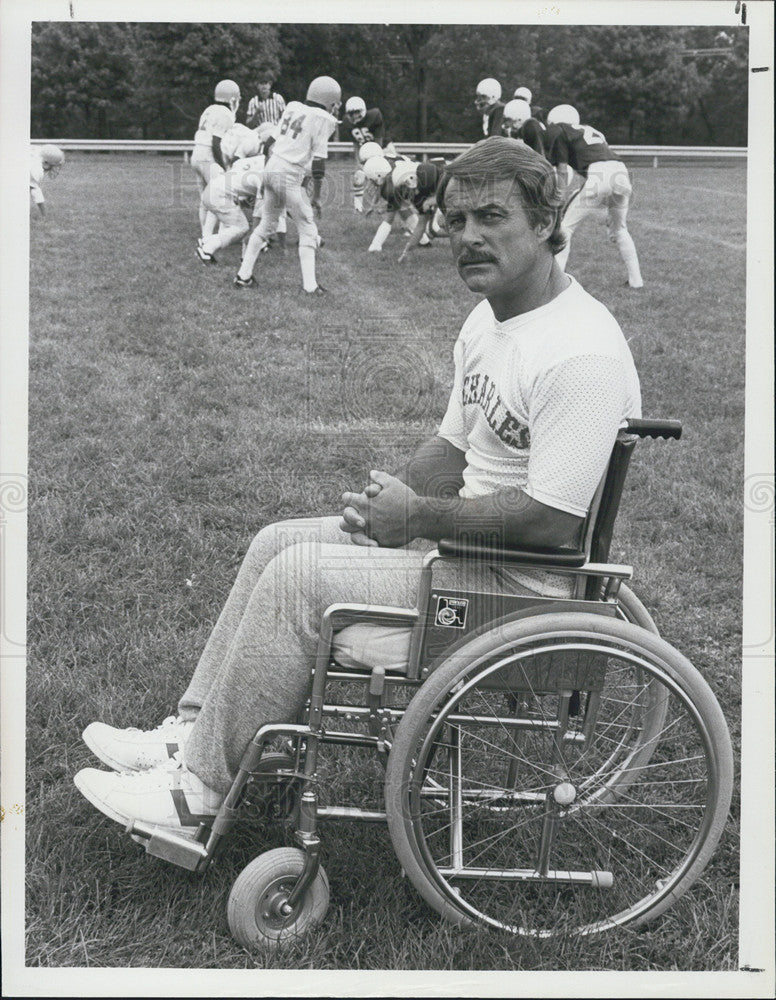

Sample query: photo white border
[2,0,773,996]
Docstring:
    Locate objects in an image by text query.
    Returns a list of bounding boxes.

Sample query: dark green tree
[680,26,748,144]
[31,22,136,138]
[557,27,705,143]
[130,23,282,138]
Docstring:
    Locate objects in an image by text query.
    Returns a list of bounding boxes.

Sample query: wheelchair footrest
[127,819,210,871]
[438,866,614,889]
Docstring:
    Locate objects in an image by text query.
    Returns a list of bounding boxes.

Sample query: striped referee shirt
[246,92,286,126]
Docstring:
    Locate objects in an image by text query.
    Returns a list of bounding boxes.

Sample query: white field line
[670,185,747,198]
[635,219,746,253]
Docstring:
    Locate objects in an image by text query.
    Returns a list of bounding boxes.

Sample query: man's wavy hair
[437,137,566,255]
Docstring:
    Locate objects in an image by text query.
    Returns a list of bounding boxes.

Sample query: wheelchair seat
[331,622,412,674]
[331,419,682,673]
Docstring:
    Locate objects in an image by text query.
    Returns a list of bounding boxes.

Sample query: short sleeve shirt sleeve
[311,113,336,160]
[525,354,631,516]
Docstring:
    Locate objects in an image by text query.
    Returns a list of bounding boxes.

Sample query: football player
[191,80,241,238]
[196,154,266,263]
[513,86,546,124]
[545,104,643,288]
[219,123,260,168]
[501,100,546,156]
[474,78,505,139]
[234,75,340,295]
[341,96,396,212]
[366,160,422,253]
[30,144,65,217]
[397,160,446,262]
[208,123,287,254]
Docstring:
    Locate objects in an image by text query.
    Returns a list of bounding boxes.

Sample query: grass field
[25,154,746,973]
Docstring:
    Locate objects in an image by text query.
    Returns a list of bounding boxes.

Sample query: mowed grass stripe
[26,155,744,970]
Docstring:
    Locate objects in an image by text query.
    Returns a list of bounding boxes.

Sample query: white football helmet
[474,78,502,112]
[345,96,367,124]
[40,143,65,176]
[547,104,580,127]
[513,86,532,103]
[254,122,276,151]
[214,79,241,112]
[306,76,341,114]
[358,141,383,164]
[501,100,532,136]
[363,155,392,185]
[391,159,418,191]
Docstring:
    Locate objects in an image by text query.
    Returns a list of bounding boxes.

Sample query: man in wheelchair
[75,137,641,835]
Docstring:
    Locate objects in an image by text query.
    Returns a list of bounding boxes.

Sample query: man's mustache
[458,253,495,265]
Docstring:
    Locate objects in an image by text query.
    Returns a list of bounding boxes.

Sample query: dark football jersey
[379,175,415,211]
[475,103,505,141]
[342,108,386,147]
[412,162,441,212]
[545,122,621,176]
[515,118,547,157]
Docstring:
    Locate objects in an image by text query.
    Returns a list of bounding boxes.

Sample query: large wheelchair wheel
[384,612,733,937]
[615,582,658,633]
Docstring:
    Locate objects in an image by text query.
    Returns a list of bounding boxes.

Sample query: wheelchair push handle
[625,418,682,440]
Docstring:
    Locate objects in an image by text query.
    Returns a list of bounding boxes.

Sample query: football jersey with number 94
[271,101,338,171]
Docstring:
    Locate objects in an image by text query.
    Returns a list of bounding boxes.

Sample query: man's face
[258,81,272,99]
[474,93,495,113]
[444,176,546,300]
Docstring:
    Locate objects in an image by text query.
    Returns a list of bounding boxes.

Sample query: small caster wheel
[227,847,329,948]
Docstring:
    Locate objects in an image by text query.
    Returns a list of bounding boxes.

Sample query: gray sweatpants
[178,516,566,794]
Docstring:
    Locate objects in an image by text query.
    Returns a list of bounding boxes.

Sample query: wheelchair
[126,419,734,948]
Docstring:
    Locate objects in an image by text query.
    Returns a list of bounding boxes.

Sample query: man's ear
[535,214,556,242]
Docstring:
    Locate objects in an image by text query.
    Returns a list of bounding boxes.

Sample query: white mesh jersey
[220,126,255,165]
[269,101,337,174]
[438,276,641,517]
[30,150,45,204]
[194,103,235,147]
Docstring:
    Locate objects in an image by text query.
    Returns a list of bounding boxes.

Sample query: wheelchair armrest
[625,418,682,440]
[437,539,587,568]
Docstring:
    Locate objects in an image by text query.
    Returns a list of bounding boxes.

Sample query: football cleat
[196,245,216,264]
[74,759,223,830]
[234,274,257,288]
[305,284,326,295]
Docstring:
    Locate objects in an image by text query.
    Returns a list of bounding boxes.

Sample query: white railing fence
[32,138,746,167]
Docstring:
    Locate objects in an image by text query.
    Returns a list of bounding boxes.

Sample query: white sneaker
[74,760,223,830]
[82,715,194,772]
[367,245,382,253]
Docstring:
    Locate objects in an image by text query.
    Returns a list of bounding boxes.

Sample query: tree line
[31,22,748,146]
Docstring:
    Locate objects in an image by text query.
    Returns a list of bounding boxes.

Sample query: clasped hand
[340,470,420,547]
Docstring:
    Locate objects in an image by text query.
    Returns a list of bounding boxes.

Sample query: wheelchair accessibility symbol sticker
[435,596,469,629]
